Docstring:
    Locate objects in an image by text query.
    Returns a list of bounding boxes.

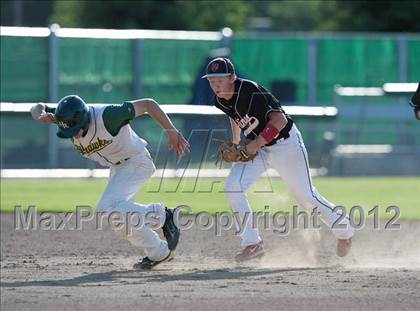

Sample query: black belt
[114,157,130,165]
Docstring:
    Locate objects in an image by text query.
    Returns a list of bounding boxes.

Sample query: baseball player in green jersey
[30,95,190,270]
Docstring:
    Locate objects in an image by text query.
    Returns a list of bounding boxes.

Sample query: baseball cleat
[133,252,174,270]
[235,241,264,262]
[337,238,352,257]
[162,207,180,251]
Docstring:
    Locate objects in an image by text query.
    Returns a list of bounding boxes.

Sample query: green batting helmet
[55,95,91,138]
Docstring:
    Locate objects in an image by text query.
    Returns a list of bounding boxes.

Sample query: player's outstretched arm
[30,103,56,124]
[130,98,190,156]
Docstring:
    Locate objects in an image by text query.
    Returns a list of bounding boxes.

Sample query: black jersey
[214,78,293,142]
[411,83,420,107]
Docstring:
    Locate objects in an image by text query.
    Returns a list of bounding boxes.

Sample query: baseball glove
[218,141,257,163]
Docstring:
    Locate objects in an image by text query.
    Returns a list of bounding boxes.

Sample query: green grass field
[1,177,419,219]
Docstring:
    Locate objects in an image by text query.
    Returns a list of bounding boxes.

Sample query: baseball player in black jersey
[203,57,354,261]
[409,83,420,120]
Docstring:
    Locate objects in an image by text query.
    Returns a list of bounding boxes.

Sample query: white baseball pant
[96,149,170,261]
[225,125,354,247]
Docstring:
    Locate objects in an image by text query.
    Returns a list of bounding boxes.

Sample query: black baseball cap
[201,57,235,78]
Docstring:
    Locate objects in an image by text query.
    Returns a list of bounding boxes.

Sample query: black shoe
[133,252,173,270]
[162,207,180,251]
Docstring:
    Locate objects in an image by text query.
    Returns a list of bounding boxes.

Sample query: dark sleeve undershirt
[102,102,136,136]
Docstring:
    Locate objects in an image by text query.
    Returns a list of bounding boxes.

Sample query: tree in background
[1,0,53,26]
[246,0,420,32]
[50,0,251,31]
[2,0,419,32]
[317,0,420,32]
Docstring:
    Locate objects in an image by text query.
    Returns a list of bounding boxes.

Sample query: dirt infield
[1,212,419,311]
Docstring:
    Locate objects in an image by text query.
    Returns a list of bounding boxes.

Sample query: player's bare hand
[167,130,190,156]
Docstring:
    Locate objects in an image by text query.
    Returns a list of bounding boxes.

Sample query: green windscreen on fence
[141,39,219,104]
[1,33,419,106]
[0,36,49,102]
[58,38,133,104]
[317,38,399,103]
[232,38,308,103]
[0,113,50,168]
[408,40,420,82]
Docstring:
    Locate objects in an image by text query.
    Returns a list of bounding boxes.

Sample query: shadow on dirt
[0,266,327,288]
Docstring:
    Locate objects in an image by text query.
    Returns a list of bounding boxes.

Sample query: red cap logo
[210,62,219,72]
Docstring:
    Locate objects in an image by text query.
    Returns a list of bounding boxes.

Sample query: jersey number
[236,114,260,136]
